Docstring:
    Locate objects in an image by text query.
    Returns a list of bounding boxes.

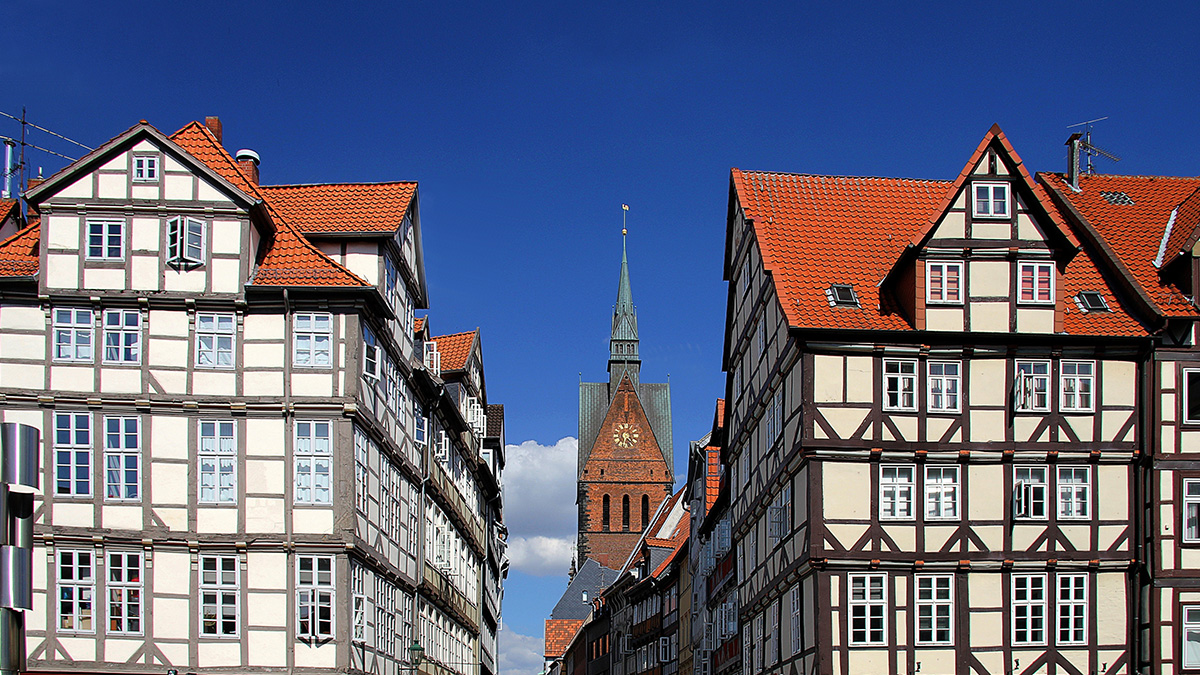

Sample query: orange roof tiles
[544,618,585,658]
[260,182,416,235]
[0,199,18,222]
[414,317,426,334]
[431,330,476,371]
[0,220,39,278]
[705,444,721,513]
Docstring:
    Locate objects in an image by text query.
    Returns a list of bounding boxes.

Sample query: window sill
[883,408,919,414]
[1059,409,1095,415]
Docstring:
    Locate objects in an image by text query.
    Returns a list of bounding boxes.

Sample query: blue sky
[7,1,1200,672]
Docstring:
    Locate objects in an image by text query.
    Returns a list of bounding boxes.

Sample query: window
[54,308,94,362]
[753,613,764,670]
[1060,361,1094,412]
[1012,574,1046,645]
[55,412,91,496]
[295,421,332,504]
[790,583,802,656]
[107,551,143,635]
[363,325,380,380]
[351,565,366,642]
[196,312,235,368]
[297,556,334,639]
[884,359,917,411]
[1014,466,1048,519]
[622,495,630,531]
[293,313,333,367]
[828,284,859,307]
[641,494,649,529]
[1018,261,1054,304]
[756,318,766,358]
[603,495,610,531]
[926,261,963,304]
[199,420,237,503]
[1185,479,1200,543]
[740,257,751,297]
[1057,466,1091,520]
[1057,574,1087,644]
[768,483,793,544]
[924,466,959,520]
[104,416,140,501]
[1015,361,1051,412]
[880,465,914,520]
[102,309,141,364]
[1076,291,1109,312]
[166,216,205,266]
[848,574,886,645]
[766,600,779,665]
[200,555,239,636]
[927,361,961,413]
[1187,370,1200,425]
[973,182,1009,218]
[1184,606,1200,668]
[58,550,94,633]
[132,155,158,182]
[87,218,124,260]
[915,575,952,644]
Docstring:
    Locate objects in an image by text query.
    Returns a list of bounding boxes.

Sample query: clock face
[612,422,640,449]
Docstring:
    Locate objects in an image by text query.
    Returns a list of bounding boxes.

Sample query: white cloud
[503,437,578,576]
[498,625,545,675]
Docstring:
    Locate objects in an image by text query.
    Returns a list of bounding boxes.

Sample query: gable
[581,374,669,479]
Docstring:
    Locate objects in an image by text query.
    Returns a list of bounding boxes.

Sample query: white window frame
[102,309,141,364]
[848,573,887,646]
[351,564,366,643]
[363,325,381,380]
[1015,360,1051,412]
[1018,261,1055,305]
[54,411,92,497]
[884,359,917,412]
[927,361,961,413]
[53,308,94,363]
[1014,466,1048,520]
[924,465,960,520]
[297,555,335,639]
[295,421,333,505]
[915,574,953,645]
[86,218,125,260]
[200,555,239,637]
[1056,574,1087,645]
[973,182,1010,218]
[879,464,915,520]
[790,583,802,656]
[1185,479,1200,543]
[58,549,95,633]
[166,216,205,266]
[1057,466,1091,520]
[925,261,963,304]
[1186,369,1200,425]
[132,154,158,182]
[195,312,236,368]
[107,551,143,636]
[103,416,140,502]
[1012,574,1047,646]
[293,312,333,367]
[1059,361,1095,412]
[1184,605,1200,668]
[199,420,237,504]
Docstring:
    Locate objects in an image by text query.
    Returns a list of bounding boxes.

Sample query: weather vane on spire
[622,203,629,236]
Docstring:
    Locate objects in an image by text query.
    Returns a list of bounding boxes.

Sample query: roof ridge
[262,180,418,188]
[430,329,478,340]
[738,169,954,184]
[1047,172,1200,182]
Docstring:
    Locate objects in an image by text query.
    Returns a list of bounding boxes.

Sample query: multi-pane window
[915,575,952,644]
[926,261,963,303]
[1185,479,1200,543]
[107,551,143,635]
[200,555,239,636]
[104,416,140,501]
[927,361,961,412]
[1015,360,1051,412]
[790,584,802,656]
[87,219,124,260]
[1186,369,1200,424]
[924,466,959,520]
[884,359,917,411]
[757,318,766,358]
[196,312,235,368]
[766,386,784,447]
[58,550,94,633]
[1012,574,1047,645]
[1057,574,1087,644]
[880,465,914,520]
[55,412,91,496]
[848,574,886,645]
[297,556,335,639]
[54,308,94,362]
[1057,467,1091,520]
[294,313,333,367]
[363,325,380,380]
[132,155,158,181]
[102,309,141,364]
[1184,606,1200,668]
[1060,361,1094,412]
[295,421,332,504]
[166,216,205,266]
[973,182,1009,218]
[352,564,366,643]
[1014,466,1048,519]
[199,420,237,503]
[1018,261,1054,304]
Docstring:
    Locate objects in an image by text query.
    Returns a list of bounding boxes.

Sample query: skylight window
[1101,191,1134,205]
[827,284,859,307]
[1076,291,1110,313]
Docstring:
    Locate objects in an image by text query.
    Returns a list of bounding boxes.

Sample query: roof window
[1075,291,1110,312]
[1100,191,1135,205]
[827,284,859,307]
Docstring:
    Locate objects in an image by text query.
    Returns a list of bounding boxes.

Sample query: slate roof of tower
[548,558,619,620]
[260,181,417,235]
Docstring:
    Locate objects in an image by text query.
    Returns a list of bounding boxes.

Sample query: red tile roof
[705,444,721,513]
[414,317,426,334]
[0,199,18,223]
[430,330,476,371]
[260,182,417,235]
[0,220,39,278]
[544,618,585,658]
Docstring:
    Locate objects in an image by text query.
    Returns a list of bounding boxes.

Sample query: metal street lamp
[403,640,424,671]
[0,423,39,675]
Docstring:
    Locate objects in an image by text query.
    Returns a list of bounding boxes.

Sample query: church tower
[576,234,674,569]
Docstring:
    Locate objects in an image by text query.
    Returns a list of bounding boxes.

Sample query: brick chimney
[205,116,223,144]
[235,149,260,186]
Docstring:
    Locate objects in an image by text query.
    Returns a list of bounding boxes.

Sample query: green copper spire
[609,226,639,386]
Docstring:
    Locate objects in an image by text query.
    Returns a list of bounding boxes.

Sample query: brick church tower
[575,235,674,569]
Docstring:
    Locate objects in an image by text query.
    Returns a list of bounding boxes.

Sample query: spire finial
[621,203,629,238]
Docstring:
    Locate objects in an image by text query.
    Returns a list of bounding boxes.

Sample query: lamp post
[402,640,424,671]
[0,423,39,675]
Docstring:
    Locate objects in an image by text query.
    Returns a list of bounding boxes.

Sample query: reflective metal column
[0,423,40,675]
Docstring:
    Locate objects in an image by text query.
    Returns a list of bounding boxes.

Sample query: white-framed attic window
[973,182,1010,218]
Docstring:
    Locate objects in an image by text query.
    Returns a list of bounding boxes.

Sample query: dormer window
[926,261,963,304]
[827,284,859,307]
[1075,291,1109,313]
[133,155,158,182]
[973,182,1009,218]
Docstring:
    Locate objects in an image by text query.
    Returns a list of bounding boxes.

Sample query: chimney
[235,149,260,186]
[1066,132,1082,191]
[205,117,223,144]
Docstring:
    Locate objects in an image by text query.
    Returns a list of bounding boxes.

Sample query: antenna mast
[1067,117,1121,174]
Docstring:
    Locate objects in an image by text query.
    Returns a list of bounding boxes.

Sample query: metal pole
[0,423,40,675]
[2,140,13,199]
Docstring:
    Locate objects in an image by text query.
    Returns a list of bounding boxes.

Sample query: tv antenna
[1067,117,1121,174]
